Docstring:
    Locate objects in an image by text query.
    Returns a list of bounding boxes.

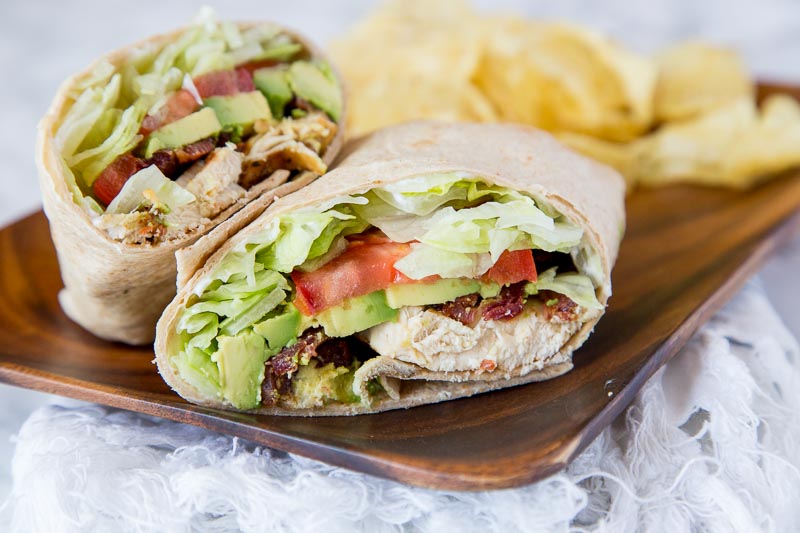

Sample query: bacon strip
[436,294,481,327]
[481,283,526,322]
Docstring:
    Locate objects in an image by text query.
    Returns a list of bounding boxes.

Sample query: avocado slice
[256,42,303,62]
[204,91,272,138]
[384,279,481,309]
[253,67,293,118]
[287,61,342,121]
[252,305,302,354]
[293,361,360,406]
[213,331,268,409]
[316,291,397,338]
[143,107,221,159]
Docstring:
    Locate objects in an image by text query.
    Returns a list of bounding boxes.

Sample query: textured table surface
[0,0,798,528]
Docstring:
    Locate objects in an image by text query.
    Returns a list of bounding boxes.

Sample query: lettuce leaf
[525,268,602,310]
[106,165,196,214]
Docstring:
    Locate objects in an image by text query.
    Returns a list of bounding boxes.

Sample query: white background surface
[0,0,799,511]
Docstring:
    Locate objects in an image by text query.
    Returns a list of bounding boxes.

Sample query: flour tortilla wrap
[156,121,625,415]
[37,19,345,344]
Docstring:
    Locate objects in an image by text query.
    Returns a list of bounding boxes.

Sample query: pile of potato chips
[332,0,800,189]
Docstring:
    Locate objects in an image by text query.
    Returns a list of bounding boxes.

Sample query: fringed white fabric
[1,280,798,532]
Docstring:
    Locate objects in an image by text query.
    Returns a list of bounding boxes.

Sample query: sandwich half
[156,121,625,414]
[37,10,345,344]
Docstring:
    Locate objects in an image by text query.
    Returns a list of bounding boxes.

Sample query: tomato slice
[139,89,199,136]
[92,153,147,206]
[483,249,538,285]
[292,240,413,315]
[193,68,254,99]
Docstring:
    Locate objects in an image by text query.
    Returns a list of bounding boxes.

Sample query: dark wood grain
[1,86,799,491]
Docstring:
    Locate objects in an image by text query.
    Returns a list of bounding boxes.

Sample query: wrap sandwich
[156,121,626,414]
[37,10,345,344]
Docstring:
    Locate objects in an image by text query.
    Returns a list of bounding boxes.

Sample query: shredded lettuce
[525,268,602,310]
[106,165,196,214]
[393,244,494,279]
[56,70,121,161]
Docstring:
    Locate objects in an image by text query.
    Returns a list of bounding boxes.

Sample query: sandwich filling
[53,10,341,245]
[171,173,605,410]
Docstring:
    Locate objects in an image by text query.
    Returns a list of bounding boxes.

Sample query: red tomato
[292,241,413,315]
[193,69,254,99]
[483,249,538,285]
[139,89,199,136]
[92,153,147,206]
[236,67,255,92]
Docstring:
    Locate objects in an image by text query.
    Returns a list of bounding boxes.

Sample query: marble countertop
[1,0,798,505]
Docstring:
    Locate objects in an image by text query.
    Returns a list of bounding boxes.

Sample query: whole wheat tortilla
[37,22,346,345]
[156,121,626,415]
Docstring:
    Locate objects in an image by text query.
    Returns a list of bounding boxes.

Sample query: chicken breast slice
[182,144,246,219]
[364,303,591,376]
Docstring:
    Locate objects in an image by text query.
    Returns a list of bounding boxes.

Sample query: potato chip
[333,0,800,190]
[637,95,800,188]
[475,19,656,142]
[654,42,753,123]
[330,0,496,136]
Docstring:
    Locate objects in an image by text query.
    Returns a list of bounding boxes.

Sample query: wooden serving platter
[2,100,799,493]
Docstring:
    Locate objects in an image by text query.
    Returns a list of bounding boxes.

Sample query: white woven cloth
[0,278,798,532]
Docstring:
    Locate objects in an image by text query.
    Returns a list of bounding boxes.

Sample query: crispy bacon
[481,283,526,322]
[261,370,292,407]
[147,150,179,178]
[314,338,355,368]
[147,138,217,179]
[436,294,481,326]
[262,329,327,407]
[270,328,327,377]
[540,290,579,321]
[174,138,217,164]
[261,328,363,407]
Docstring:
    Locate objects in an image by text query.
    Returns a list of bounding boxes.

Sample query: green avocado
[252,305,302,354]
[213,331,268,409]
[255,42,303,62]
[204,91,272,136]
[253,67,293,118]
[384,279,480,309]
[316,291,397,338]
[292,361,360,406]
[143,107,221,158]
[479,282,501,299]
[287,61,342,121]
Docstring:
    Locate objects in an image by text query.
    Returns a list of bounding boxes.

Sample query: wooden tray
[2,105,799,493]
